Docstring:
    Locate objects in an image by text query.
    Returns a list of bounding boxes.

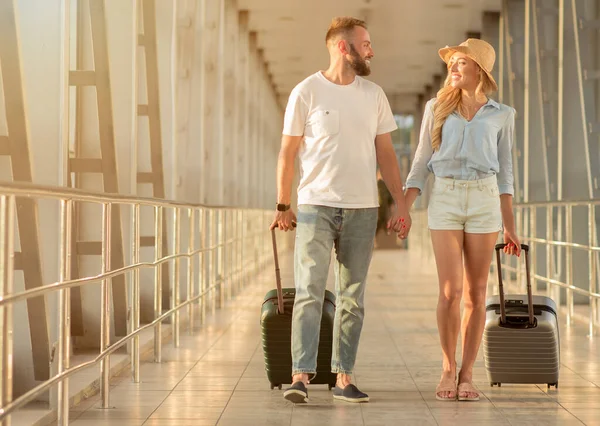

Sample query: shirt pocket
[471,122,500,166]
[310,109,340,137]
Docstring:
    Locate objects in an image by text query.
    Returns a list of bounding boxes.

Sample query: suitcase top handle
[494,243,534,326]
[271,223,296,315]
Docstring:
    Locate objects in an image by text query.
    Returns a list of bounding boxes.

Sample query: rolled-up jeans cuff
[292,369,317,381]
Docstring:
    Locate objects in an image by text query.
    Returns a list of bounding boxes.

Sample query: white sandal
[457,382,480,401]
[435,377,457,401]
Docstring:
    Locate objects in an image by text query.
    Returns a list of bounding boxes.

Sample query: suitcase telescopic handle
[271,223,297,315]
[494,243,534,326]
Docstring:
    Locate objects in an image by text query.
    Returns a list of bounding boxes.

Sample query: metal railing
[408,199,600,336]
[0,182,274,425]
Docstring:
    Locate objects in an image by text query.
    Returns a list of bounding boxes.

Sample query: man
[270,16,411,404]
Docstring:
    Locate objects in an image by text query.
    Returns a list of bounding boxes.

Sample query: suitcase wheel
[490,382,501,387]
[547,382,558,389]
[328,384,334,391]
[270,383,282,390]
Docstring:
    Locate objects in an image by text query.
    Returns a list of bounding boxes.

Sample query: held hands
[269,209,297,231]
[387,205,412,240]
[503,228,521,257]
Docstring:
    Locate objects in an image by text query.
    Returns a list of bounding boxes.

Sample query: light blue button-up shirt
[405,97,516,196]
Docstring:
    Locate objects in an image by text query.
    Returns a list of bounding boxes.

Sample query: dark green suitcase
[260,229,337,390]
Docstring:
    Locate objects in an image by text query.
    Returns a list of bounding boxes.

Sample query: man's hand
[375,132,412,240]
[269,209,297,231]
[386,204,412,240]
[272,135,302,232]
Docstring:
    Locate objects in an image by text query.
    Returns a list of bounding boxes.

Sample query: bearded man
[270,16,412,404]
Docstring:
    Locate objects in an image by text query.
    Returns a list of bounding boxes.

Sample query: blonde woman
[404,39,521,401]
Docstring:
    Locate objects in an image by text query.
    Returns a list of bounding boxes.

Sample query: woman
[404,39,521,401]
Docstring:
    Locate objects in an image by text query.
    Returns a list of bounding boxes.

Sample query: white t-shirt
[283,72,398,208]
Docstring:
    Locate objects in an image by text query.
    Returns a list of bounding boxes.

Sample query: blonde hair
[431,61,496,151]
[325,17,367,44]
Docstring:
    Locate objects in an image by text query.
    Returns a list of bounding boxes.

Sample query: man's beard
[347,43,371,76]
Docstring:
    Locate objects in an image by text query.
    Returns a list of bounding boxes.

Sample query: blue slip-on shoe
[283,381,308,404]
[333,384,369,403]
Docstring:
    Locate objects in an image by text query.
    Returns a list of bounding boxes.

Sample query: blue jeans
[291,205,378,377]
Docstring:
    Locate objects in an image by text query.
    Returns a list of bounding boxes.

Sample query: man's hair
[325,17,367,45]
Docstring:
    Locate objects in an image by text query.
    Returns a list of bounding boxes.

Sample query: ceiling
[237,0,501,113]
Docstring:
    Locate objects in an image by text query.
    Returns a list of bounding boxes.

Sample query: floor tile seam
[140,298,253,425]
[215,341,262,425]
[377,298,439,426]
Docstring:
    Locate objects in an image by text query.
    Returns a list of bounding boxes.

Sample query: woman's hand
[387,205,412,240]
[500,194,520,257]
[503,228,521,257]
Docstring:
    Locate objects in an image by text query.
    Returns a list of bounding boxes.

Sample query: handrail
[0,281,220,419]
[0,181,242,210]
[0,234,255,307]
[0,182,275,425]
[514,199,600,208]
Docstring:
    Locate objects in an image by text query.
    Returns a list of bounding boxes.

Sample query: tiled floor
[59,249,599,425]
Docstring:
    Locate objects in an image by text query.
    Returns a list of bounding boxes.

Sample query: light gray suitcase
[483,243,560,389]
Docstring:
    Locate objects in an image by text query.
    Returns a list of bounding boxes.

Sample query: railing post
[555,207,564,306]
[187,208,195,334]
[515,207,524,291]
[530,207,537,294]
[0,195,15,426]
[218,210,225,308]
[57,199,72,424]
[240,210,245,289]
[236,210,241,293]
[228,209,234,298]
[261,212,265,266]
[227,209,233,301]
[588,205,597,337]
[200,208,207,325]
[221,210,227,304]
[100,202,112,408]
[254,211,258,271]
[566,205,573,326]
[546,207,554,299]
[172,208,181,348]
[235,210,240,294]
[131,204,140,382]
[154,206,163,362]
[209,210,216,315]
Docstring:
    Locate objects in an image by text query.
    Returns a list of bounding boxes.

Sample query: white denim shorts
[427,175,502,234]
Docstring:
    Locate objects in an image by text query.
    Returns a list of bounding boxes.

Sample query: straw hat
[438,38,498,92]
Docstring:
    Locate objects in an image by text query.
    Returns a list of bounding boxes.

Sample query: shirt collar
[486,98,501,109]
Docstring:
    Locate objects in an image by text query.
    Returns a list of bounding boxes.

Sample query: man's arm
[375,133,406,208]
[375,132,411,238]
[270,135,303,231]
[276,135,303,204]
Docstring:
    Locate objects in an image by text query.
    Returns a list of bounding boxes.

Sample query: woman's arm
[498,107,520,256]
[404,99,435,209]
